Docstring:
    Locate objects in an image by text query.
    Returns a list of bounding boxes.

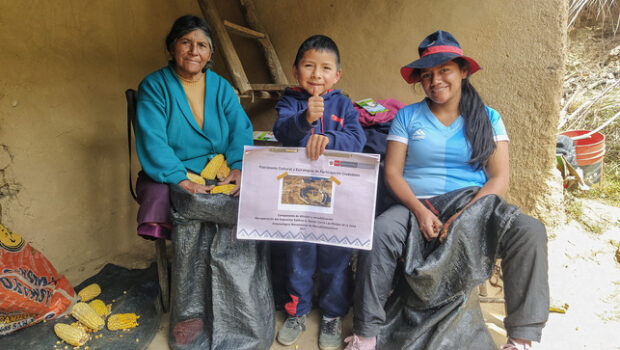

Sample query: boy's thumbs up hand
[306,86,324,124]
[312,86,320,97]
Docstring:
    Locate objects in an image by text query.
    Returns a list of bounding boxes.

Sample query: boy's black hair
[293,35,340,69]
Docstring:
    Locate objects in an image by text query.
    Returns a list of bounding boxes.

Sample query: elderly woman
[135,15,252,239]
[134,15,274,350]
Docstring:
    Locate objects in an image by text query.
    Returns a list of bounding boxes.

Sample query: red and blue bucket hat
[400,30,481,84]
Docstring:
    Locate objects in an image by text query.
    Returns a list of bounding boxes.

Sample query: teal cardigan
[135,64,253,184]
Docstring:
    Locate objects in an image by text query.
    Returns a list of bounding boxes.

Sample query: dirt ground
[539,199,620,350]
[143,199,620,350]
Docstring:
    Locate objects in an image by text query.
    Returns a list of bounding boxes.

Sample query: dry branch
[572,110,620,140]
[560,79,620,130]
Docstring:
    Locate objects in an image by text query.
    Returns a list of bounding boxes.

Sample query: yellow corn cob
[70,320,90,333]
[107,313,140,331]
[71,302,105,331]
[54,323,90,346]
[201,154,225,180]
[216,160,230,181]
[88,299,111,318]
[186,172,206,185]
[210,184,235,195]
[78,283,101,302]
[549,303,569,314]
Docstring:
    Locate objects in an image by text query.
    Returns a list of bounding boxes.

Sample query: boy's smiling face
[293,49,341,96]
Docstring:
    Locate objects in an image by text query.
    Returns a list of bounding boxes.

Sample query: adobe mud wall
[0,0,565,281]
[250,0,567,224]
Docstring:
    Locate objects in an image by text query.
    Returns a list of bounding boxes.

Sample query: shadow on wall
[77,131,137,243]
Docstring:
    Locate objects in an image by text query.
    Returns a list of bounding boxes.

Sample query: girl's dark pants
[353,204,549,342]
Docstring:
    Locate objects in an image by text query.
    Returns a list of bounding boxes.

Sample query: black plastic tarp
[167,184,275,350]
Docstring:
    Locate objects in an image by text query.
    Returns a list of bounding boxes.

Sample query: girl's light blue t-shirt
[387,101,509,198]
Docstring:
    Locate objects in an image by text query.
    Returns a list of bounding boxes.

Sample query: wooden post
[240,0,289,85]
[197,0,252,95]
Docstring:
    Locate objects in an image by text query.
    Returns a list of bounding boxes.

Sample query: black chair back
[125,89,138,202]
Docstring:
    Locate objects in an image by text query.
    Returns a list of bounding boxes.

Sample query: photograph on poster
[279,175,334,213]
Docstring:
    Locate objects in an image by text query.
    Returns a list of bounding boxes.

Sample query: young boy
[272,35,367,350]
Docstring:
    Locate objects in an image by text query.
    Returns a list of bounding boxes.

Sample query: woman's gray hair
[165,15,215,71]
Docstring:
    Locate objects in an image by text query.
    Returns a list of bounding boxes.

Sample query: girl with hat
[344,31,549,350]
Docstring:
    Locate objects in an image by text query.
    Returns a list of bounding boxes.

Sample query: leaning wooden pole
[197,0,252,95]
[240,0,289,85]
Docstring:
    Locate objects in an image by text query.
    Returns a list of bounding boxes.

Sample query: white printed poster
[237,146,380,250]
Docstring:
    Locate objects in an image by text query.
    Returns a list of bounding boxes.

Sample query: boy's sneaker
[277,315,306,345]
[500,338,532,350]
[319,317,342,350]
[344,334,377,350]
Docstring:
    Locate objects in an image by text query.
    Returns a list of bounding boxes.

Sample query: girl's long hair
[455,58,496,170]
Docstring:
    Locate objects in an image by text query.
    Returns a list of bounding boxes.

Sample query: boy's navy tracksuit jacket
[273,87,366,151]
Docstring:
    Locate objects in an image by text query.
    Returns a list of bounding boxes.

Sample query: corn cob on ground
[88,299,111,318]
[71,302,105,331]
[187,172,206,185]
[216,160,230,181]
[54,323,90,346]
[201,154,225,179]
[78,283,101,302]
[210,184,235,195]
[107,313,140,331]
[70,320,91,333]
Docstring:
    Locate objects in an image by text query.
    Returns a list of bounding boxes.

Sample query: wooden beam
[250,83,295,91]
[223,20,265,39]
[240,0,290,85]
[197,0,252,95]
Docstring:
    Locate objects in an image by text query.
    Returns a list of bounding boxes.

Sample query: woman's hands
[413,206,443,241]
[178,179,214,194]
[218,168,242,196]
[178,169,242,196]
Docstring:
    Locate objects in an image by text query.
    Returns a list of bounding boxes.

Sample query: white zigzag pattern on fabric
[237,228,371,248]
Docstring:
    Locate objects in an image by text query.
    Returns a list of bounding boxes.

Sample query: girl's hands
[413,206,442,241]
[306,134,329,160]
[218,169,242,197]
[178,179,214,194]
